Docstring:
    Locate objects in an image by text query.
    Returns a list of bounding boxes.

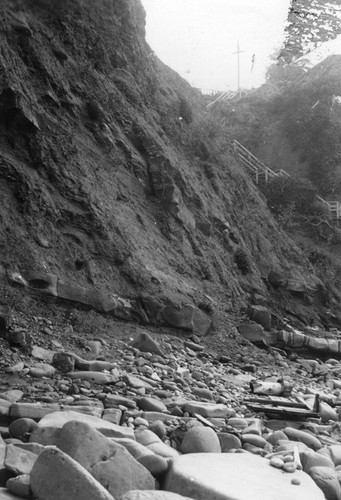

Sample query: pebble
[270,457,285,469]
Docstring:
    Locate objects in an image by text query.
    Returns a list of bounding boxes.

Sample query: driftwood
[245,394,320,420]
[250,380,293,397]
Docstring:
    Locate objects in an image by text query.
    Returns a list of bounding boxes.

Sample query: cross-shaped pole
[232,41,245,91]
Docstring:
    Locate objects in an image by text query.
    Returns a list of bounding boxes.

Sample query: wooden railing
[206,90,249,109]
[233,140,280,184]
[234,140,341,221]
[324,200,341,220]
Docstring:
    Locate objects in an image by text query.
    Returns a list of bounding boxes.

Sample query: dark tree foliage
[267,78,341,196]
[279,0,341,63]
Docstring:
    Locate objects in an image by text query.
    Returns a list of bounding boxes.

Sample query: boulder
[120,492,194,500]
[0,391,23,403]
[57,420,124,470]
[138,398,168,413]
[267,431,288,446]
[31,346,55,363]
[162,303,211,336]
[105,395,137,409]
[29,410,134,445]
[164,453,325,500]
[308,466,341,500]
[57,280,119,313]
[137,454,169,477]
[10,403,60,421]
[124,375,154,390]
[52,352,75,373]
[4,444,38,475]
[283,427,322,450]
[9,418,36,438]
[142,412,180,423]
[241,434,267,448]
[217,432,241,452]
[90,447,155,498]
[0,400,13,418]
[328,445,341,467]
[6,474,31,498]
[102,409,122,425]
[130,332,164,357]
[23,271,57,296]
[67,371,116,385]
[237,323,264,343]
[300,451,335,473]
[319,402,338,423]
[113,438,155,460]
[183,402,229,418]
[0,487,25,499]
[180,427,221,454]
[29,364,56,378]
[30,447,114,500]
[135,429,179,458]
[247,305,272,331]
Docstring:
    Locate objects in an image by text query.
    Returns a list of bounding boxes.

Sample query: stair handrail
[276,169,291,178]
[316,195,331,208]
[234,141,341,221]
[206,91,230,108]
[234,140,270,170]
[234,140,279,178]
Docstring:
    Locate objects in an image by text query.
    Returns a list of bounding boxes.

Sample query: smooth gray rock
[130,332,164,356]
[57,420,124,470]
[137,454,169,477]
[0,487,24,499]
[6,474,31,499]
[9,418,36,439]
[67,371,116,385]
[4,444,38,475]
[183,402,229,418]
[283,427,322,450]
[29,410,134,445]
[138,398,168,413]
[300,451,335,473]
[120,491,193,500]
[113,438,155,460]
[29,363,56,378]
[135,429,179,458]
[90,447,155,498]
[309,466,341,500]
[181,427,221,454]
[10,403,60,421]
[164,453,325,500]
[30,448,114,500]
[217,432,241,452]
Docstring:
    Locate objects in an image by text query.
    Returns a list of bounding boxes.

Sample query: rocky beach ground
[1,304,341,499]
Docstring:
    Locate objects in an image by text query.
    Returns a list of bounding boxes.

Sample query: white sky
[142,0,291,91]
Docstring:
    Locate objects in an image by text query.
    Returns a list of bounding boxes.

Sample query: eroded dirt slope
[0,0,333,331]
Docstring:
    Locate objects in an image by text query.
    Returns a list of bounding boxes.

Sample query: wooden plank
[245,397,308,409]
[246,403,319,419]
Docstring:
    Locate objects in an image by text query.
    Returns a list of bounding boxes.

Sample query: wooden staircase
[206,90,249,109]
[233,139,341,221]
[233,140,289,185]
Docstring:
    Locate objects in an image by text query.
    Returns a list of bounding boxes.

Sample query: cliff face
[0,0,332,330]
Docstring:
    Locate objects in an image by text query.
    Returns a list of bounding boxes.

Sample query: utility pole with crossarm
[233,41,245,91]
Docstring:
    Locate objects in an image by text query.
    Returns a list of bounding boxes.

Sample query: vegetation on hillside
[279,0,341,63]
[266,72,341,196]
